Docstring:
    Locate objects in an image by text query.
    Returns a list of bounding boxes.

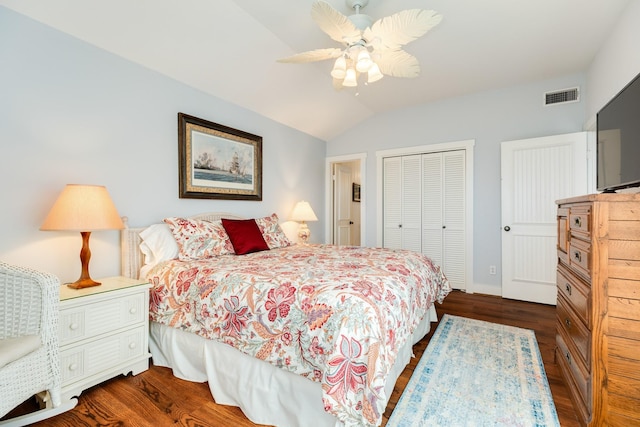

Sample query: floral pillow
[163,217,234,261]
[255,213,293,249]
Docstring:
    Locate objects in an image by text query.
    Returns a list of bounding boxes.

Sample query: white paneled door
[334,163,353,245]
[501,132,587,304]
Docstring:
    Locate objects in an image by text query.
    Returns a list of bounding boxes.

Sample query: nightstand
[58,276,151,402]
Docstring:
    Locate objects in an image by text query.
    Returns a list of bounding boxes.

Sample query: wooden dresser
[555,193,640,426]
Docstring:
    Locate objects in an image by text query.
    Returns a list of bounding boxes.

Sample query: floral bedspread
[146,244,451,426]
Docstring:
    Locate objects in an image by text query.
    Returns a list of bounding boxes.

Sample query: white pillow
[139,223,179,266]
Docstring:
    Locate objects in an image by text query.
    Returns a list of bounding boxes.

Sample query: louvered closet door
[384,150,466,290]
[442,151,466,290]
[383,155,422,251]
[421,151,466,290]
[422,153,443,266]
[401,155,422,252]
[383,157,402,248]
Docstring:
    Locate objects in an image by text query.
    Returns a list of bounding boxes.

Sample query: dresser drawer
[557,295,590,367]
[557,265,591,328]
[60,325,146,387]
[569,205,591,237]
[556,332,590,414]
[568,238,591,279]
[557,207,570,259]
[59,291,146,346]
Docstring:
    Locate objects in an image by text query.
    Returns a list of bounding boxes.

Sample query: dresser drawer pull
[128,342,137,350]
[564,318,572,329]
[574,217,582,228]
[69,322,79,331]
[573,250,582,263]
[565,283,572,295]
[565,352,571,366]
[129,307,137,314]
[68,363,78,371]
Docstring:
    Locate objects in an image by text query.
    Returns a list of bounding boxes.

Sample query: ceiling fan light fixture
[277,1,443,92]
[356,49,373,73]
[343,68,358,87]
[367,62,383,83]
[331,56,347,79]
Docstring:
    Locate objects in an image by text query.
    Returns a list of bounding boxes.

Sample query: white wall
[587,1,640,121]
[327,74,587,295]
[0,7,326,283]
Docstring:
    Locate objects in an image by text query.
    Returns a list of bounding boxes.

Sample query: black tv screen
[597,71,640,192]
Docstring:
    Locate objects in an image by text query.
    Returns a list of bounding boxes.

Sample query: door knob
[504,226,511,231]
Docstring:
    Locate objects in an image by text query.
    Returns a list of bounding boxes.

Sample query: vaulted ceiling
[1,0,632,140]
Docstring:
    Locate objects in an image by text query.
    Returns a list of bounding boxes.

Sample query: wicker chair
[0,262,65,425]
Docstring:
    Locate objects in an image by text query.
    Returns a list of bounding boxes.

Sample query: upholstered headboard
[120,212,244,279]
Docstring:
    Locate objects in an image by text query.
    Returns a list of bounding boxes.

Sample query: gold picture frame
[178,113,262,200]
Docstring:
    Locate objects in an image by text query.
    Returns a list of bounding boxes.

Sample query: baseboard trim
[467,283,501,297]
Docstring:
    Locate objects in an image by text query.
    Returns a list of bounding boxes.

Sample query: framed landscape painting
[178,113,262,200]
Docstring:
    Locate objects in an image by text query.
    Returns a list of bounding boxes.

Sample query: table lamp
[40,184,124,289]
[290,200,318,244]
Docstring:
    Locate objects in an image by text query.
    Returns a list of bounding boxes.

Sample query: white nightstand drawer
[60,291,145,345]
[60,325,146,386]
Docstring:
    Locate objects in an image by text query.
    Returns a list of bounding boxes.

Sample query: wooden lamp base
[67,231,102,289]
[67,277,101,289]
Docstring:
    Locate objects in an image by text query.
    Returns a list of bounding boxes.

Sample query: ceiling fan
[277,0,442,89]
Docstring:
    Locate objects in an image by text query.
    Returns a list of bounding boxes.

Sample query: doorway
[326,154,366,246]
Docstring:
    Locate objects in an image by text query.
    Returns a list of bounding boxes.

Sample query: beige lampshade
[290,201,318,222]
[41,184,124,231]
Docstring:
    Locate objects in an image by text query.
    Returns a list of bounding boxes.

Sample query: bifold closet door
[443,151,465,290]
[421,154,443,265]
[383,157,402,248]
[382,155,421,252]
[383,150,466,290]
[422,151,465,289]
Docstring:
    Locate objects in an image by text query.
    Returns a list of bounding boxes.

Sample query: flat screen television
[597,71,640,192]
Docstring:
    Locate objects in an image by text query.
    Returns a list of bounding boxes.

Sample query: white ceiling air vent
[544,87,580,106]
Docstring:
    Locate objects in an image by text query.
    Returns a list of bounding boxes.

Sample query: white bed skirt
[149,305,438,427]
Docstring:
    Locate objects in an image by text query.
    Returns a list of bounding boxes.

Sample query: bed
[121,212,451,427]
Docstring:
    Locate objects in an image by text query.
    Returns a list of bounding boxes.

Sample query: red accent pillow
[221,218,270,255]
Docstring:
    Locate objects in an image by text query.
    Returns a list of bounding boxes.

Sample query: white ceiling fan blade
[311,1,362,45]
[277,48,343,63]
[374,49,421,78]
[364,9,442,50]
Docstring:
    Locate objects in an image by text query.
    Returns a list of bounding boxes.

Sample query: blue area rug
[387,314,559,427]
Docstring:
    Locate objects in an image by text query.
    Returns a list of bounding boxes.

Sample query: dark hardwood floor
[6,290,580,426]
